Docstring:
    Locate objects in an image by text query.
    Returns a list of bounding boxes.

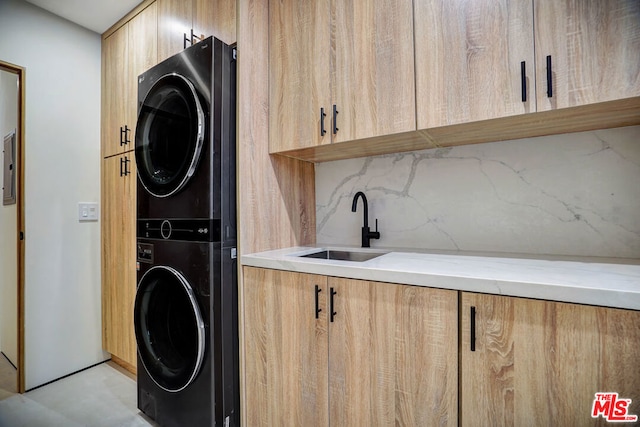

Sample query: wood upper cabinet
[157,0,236,63]
[414,0,535,129]
[101,154,137,368]
[460,292,640,426]
[331,0,416,144]
[415,0,640,129]
[268,0,331,153]
[243,267,458,426]
[102,3,157,158]
[534,0,640,111]
[269,0,415,153]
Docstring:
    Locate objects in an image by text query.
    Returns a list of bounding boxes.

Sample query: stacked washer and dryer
[133,37,239,427]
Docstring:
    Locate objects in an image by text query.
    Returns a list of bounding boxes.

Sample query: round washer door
[135,73,205,198]
[134,266,206,393]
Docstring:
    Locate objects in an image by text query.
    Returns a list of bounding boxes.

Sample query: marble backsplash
[315,125,640,259]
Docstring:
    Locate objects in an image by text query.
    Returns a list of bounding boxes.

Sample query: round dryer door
[134,266,206,393]
[135,73,205,198]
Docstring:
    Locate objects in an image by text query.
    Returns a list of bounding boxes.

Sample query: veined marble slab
[316,126,640,258]
[242,246,640,310]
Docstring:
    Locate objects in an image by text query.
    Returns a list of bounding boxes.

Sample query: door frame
[0,59,25,393]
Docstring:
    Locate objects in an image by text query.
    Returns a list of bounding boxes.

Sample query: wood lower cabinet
[101,153,137,368]
[460,292,640,426]
[243,267,458,426]
[244,267,329,426]
[328,276,458,426]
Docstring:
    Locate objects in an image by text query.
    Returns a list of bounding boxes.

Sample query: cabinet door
[535,0,640,111]
[333,0,416,143]
[193,0,236,45]
[102,24,129,158]
[128,3,158,149]
[329,278,458,426]
[243,267,329,427]
[268,0,331,153]
[101,154,137,367]
[157,0,192,63]
[461,292,640,426]
[414,0,535,129]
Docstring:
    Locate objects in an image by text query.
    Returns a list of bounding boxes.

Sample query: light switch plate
[78,202,99,222]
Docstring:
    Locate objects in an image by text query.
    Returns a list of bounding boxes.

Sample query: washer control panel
[138,219,221,242]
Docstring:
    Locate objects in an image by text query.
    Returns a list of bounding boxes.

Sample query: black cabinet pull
[320,108,327,136]
[119,157,125,177]
[314,285,322,319]
[470,306,476,352]
[330,287,337,322]
[546,55,553,98]
[520,61,527,102]
[120,125,130,147]
[332,105,339,135]
[184,29,203,48]
[124,156,130,176]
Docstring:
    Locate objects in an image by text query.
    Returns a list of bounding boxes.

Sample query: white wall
[0,69,19,366]
[317,126,640,259]
[0,0,107,389]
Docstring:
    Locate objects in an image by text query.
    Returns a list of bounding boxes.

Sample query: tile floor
[0,360,157,427]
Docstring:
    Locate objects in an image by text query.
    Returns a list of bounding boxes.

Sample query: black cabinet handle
[184,29,203,48]
[470,306,476,352]
[546,55,553,98]
[120,156,130,177]
[330,287,337,322]
[332,105,339,135]
[120,125,130,147]
[314,285,322,319]
[320,108,327,136]
[520,61,527,102]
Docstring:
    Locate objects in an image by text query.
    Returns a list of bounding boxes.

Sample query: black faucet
[351,191,380,248]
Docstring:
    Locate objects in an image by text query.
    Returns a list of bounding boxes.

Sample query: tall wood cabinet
[243,267,458,426]
[414,0,640,129]
[460,292,640,426]
[269,0,416,153]
[101,2,157,370]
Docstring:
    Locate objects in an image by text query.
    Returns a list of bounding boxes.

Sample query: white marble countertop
[241,246,640,310]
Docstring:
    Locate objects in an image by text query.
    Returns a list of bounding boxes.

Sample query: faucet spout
[351,191,380,248]
[351,191,368,229]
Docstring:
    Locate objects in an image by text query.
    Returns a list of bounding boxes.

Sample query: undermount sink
[300,249,387,262]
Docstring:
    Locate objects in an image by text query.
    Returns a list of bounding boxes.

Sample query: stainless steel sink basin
[300,250,386,262]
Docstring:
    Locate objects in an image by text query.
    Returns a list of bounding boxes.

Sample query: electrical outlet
[78,202,99,222]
